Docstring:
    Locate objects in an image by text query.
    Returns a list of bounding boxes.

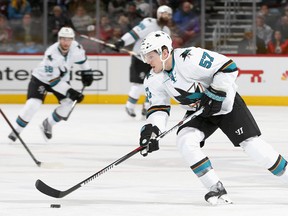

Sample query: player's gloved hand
[66,88,84,103]
[139,124,160,157]
[200,86,226,117]
[113,39,124,52]
[81,69,93,87]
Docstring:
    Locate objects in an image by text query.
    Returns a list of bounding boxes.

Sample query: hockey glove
[81,69,93,87]
[139,124,160,157]
[66,88,84,103]
[113,39,124,52]
[200,86,226,117]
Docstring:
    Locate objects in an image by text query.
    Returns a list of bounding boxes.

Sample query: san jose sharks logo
[180,49,192,61]
[59,66,68,77]
[174,83,204,106]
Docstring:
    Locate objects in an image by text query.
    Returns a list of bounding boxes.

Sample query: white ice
[0,104,288,216]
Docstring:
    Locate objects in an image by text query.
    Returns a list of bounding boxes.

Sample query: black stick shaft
[0,108,42,167]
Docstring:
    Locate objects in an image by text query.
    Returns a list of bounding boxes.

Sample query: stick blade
[35,179,62,198]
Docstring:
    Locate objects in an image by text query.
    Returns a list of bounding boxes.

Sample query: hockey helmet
[140,31,173,63]
[157,5,172,19]
[58,27,75,40]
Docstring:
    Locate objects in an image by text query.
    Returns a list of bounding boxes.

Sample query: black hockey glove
[200,86,226,117]
[113,39,124,52]
[139,124,160,157]
[81,69,93,87]
[66,88,84,103]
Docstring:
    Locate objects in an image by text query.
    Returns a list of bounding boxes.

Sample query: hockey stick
[79,34,140,59]
[66,86,85,120]
[0,108,62,168]
[35,107,203,198]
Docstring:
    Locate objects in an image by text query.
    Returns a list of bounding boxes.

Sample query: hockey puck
[50,204,61,208]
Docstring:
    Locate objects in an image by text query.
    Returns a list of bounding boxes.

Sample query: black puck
[50,204,61,208]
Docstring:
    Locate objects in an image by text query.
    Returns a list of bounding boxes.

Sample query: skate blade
[219,194,233,204]
[207,195,233,206]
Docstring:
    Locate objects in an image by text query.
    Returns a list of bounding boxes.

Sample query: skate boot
[40,118,52,140]
[8,131,17,142]
[125,107,136,117]
[204,181,233,205]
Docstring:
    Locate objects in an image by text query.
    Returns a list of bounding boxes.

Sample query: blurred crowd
[1,0,288,54]
[238,0,288,54]
[0,0,201,54]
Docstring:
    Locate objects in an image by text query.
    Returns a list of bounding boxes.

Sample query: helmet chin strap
[159,51,170,72]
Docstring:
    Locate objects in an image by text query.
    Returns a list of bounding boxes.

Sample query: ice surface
[0,104,288,216]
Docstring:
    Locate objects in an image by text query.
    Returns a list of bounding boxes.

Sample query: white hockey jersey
[32,41,91,95]
[121,17,170,54]
[144,47,239,131]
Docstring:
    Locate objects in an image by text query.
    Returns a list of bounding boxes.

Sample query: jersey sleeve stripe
[217,59,238,73]
[128,29,140,41]
[146,105,171,118]
[49,77,61,87]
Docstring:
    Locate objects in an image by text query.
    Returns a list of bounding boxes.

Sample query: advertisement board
[0,54,287,105]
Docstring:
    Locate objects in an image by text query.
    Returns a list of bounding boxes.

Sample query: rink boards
[0,54,287,105]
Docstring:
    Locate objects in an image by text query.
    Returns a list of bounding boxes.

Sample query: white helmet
[157,5,172,19]
[140,31,173,63]
[58,27,75,39]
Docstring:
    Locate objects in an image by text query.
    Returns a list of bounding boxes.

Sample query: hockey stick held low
[35,107,203,198]
[0,108,42,167]
[0,108,62,168]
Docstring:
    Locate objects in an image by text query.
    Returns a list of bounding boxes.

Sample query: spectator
[0,13,13,52]
[0,0,9,18]
[13,13,43,53]
[256,15,273,46]
[48,5,74,44]
[117,14,131,33]
[83,0,99,17]
[275,15,288,39]
[108,0,126,17]
[167,19,184,48]
[71,5,94,35]
[66,0,82,17]
[238,27,267,54]
[172,1,200,46]
[267,30,288,54]
[103,25,123,53]
[257,3,280,29]
[7,0,31,25]
[79,24,99,54]
[0,14,12,43]
[99,15,113,41]
[275,5,288,39]
[124,2,143,27]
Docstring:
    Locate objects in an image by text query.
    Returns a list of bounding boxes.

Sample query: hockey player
[114,5,172,118]
[8,27,93,141]
[138,31,288,205]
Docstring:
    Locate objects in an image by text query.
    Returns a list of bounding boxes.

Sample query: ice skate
[125,107,136,117]
[8,131,17,142]
[204,181,233,205]
[40,118,52,140]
